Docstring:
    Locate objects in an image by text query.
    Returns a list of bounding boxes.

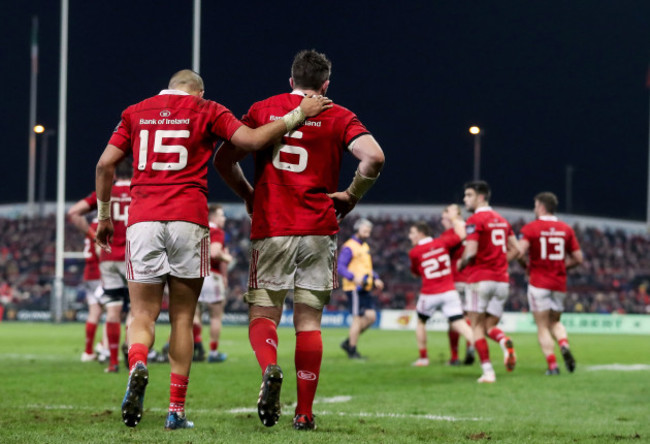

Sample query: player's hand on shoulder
[95,219,114,253]
[328,190,358,222]
[300,95,333,117]
[375,278,385,290]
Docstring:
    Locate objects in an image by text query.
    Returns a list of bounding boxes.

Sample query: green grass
[0,323,648,443]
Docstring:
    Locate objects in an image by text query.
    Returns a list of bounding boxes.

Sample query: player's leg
[246,235,297,427]
[549,291,575,372]
[82,287,102,361]
[292,294,326,430]
[528,285,559,374]
[207,301,226,362]
[466,283,494,382]
[104,299,124,372]
[291,234,336,430]
[442,290,471,365]
[414,314,430,366]
[191,303,205,362]
[485,282,515,372]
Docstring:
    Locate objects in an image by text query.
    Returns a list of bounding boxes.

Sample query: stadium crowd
[1,213,650,315]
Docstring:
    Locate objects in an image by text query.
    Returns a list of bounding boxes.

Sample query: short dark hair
[291,50,331,91]
[411,221,431,237]
[464,180,491,201]
[115,157,133,179]
[535,192,558,214]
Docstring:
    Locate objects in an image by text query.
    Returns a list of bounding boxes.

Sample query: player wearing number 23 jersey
[409,231,461,295]
[242,92,369,239]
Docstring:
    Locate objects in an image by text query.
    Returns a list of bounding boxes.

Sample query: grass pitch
[0,322,648,443]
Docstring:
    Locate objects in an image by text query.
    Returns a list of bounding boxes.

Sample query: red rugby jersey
[209,222,226,275]
[441,228,471,283]
[409,232,461,294]
[83,220,100,281]
[241,92,370,239]
[520,215,580,292]
[464,206,513,283]
[84,180,131,262]
[108,90,243,227]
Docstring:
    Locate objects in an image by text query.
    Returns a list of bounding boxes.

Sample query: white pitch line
[586,364,650,371]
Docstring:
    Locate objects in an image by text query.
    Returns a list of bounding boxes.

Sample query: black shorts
[345,289,375,317]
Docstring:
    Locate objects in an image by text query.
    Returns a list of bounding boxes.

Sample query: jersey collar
[159,89,191,96]
[114,180,131,186]
[539,215,558,221]
[418,236,433,245]
[291,89,307,97]
[475,206,492,213]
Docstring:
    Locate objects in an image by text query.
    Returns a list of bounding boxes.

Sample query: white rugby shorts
[465,281,510,317]
[198,273,226,304]
[248,235,337,292]
[454,281,468,306]
[84,279,102,305]
[126,221,210,284]
[99,261,127,290]
[527,284,566,313]
[416,289,464,320]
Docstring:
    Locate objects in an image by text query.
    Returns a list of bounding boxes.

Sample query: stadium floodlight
[33,125,45,134]
[469,126,482,180]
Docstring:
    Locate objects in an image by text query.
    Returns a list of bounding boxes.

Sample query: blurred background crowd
[1,213,649,316]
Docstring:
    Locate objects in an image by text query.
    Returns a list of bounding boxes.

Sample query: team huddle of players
[408,182,583,382]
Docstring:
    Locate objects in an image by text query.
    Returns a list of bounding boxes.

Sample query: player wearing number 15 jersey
[95,69,332,430]
[518,192,583,375]
[458,181,522,383]
[215,50,385,431]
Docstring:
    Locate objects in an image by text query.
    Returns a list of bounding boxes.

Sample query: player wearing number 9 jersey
[458,181,522,383]
[215,50,385,431]
[518,192,583,375]
[95,69,332,430]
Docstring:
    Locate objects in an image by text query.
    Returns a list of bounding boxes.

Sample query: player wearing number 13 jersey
[215,50,385,431]
[518,192,583,375]
[95,69,332,430]
[458,181,522,383]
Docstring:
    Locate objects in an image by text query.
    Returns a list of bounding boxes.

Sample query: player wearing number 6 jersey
[95,69,332,430]
[518,192,583,375]
[458,181,522,383]
[215,50,385,431]
[408,220,474,368]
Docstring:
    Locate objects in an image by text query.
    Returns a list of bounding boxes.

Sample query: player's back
[443,228,471,283]
[521,216,579,291]
[109,92,242,227]
[83,220,100,281]
[243,92,369,239]
[410,235,459,294]
[465,207,512,283]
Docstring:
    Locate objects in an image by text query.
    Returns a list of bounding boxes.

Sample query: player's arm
[67,199,93,238]
[458,240,478,271]
[565,249,584,270]
[229,96,332,152]
[329,135,385,220]
[517,238,530,269]
[210,241,233,264]
[451,218,466,240]
[95,144,126,252]
[506,234,522,262]
[213,143,255,215]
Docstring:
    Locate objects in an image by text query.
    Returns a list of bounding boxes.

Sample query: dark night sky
[3,1,650,220]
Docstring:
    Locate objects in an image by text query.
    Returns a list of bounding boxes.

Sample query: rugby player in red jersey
[193,204,233,363]
[440,204,475,366]
[408,219,474,367]
[458,181,522,383]
[215,50,385,431]
[95,69,331,430]
[518,192,583,375]
[69,160,132,372]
